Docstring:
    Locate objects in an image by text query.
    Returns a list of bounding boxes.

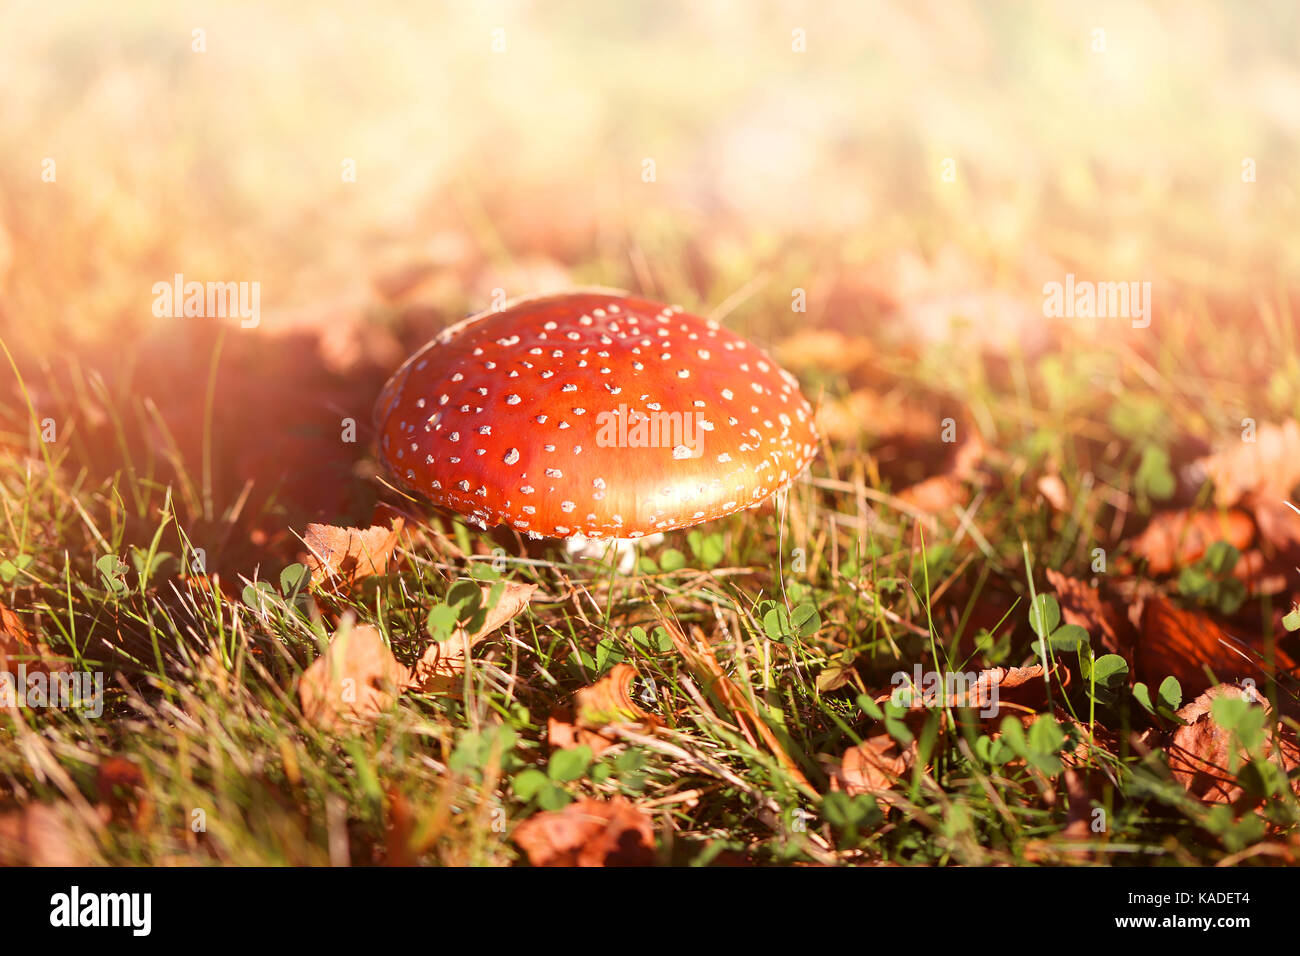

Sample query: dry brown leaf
[1037,474,1069,511]
[839,664,1069,796]
[384,788,418,867]
[0,598,32,670]
[0,597,67,676]
[408,582,537,694]
[302,518,405,588]
[1167,683,1300,805]
[1249,497,1300,556]
[512,797,656,867]
[895,429,986,515]
[1129,508,1254,575]
[873,662,1061,715]
[0,803,96,866]
[1228,547,1292,597]
[834,733,915,796]
[1138,596,1296,699]
[1197,420,1300,508]
[548,663,653,756]
[773,329,874,375]
[96,757,153,831]
[1046,569,1138,657]
[298,624,410,731]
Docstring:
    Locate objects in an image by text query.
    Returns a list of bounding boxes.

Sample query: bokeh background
[2,0,1299,558]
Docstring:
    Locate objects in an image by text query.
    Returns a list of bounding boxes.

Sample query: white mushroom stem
[564,533,666,574]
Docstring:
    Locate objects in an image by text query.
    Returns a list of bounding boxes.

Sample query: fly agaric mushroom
[373,291,818,548]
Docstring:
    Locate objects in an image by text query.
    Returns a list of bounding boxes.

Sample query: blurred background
[2,0,1298,554]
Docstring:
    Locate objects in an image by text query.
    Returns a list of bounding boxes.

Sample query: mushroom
[373,291,818,560]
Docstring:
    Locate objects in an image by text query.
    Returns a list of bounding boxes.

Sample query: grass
[3,277,1299,867]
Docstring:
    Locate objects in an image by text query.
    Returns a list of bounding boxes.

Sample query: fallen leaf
[774,329,874,375]
[839,664,1069,797]
[1129,508,1254,575]
[408,582,537,694]
[0,597,66,677]
[1196,420,1300,508]
[1037,474,1070,511]
[1046,569,1138,657]
[548,663,654,756]
[0,598,33,668]
[874,662,1062,715]
[1167,683,1300,805]
[1138,596,1296,699]
[383,789,417,867]
[895,429,986,515]
[1228,547,1291,597]
[1248,497,1300,556]
[512,797,656,867]
[298,623,410,731]
[834,733,915,796]
[96,757,153,831]
[302,518,405,589]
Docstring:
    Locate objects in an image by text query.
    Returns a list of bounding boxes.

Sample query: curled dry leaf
[408,582,537,694]
[1138,596,1296,699]
[298,624,410,731]
[1167,683,1300,805]
[1196,419,1300,509]
[874,662,1063,717]
[1046,569,1138,658]
[512,796,656,867]
[548,663,654,756]
[302,518,405,589]
[834,733,915,797]
[1129,508,1254,575]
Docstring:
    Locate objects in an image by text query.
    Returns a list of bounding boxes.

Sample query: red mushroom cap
[374,291,818,539]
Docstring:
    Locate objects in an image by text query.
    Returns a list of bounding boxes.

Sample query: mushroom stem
[564,533,666,574]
